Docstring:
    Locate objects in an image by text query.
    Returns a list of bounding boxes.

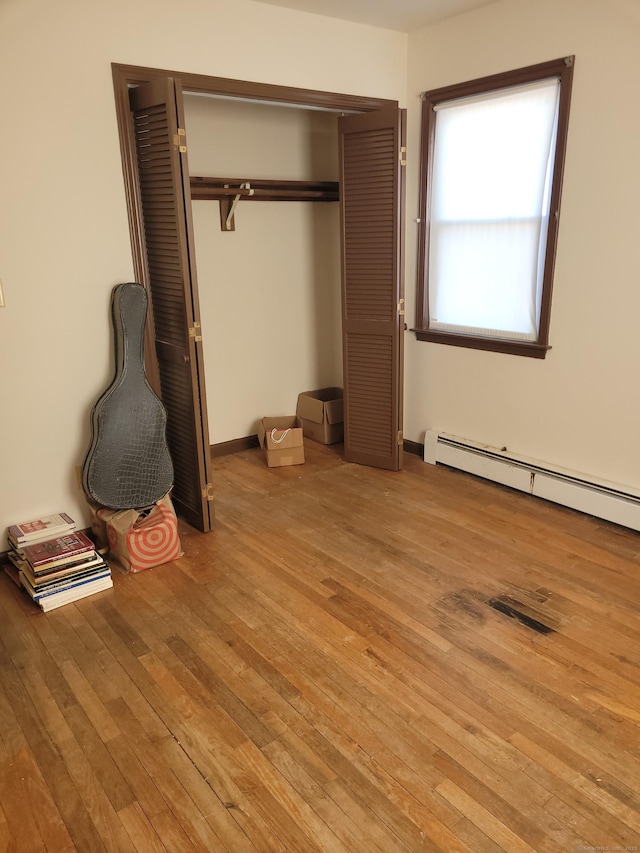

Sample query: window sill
[412,328,550,358]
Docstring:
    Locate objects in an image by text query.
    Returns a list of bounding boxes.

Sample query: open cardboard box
[296,387,344,445]
[257,415,305,467]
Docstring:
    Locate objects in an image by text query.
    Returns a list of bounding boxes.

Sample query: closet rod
[190,176,339,203]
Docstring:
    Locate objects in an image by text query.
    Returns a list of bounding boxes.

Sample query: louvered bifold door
[129,78,214,532]
[339,107,406,470]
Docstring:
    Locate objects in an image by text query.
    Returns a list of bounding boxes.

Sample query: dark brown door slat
[129,77,214,531]
[339,108,406,471]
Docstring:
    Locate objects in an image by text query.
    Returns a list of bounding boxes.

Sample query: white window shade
[428,79,560,340]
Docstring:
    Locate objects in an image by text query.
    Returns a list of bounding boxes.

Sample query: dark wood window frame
[414,56,575,359]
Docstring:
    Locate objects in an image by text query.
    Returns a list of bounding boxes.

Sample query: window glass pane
[428,79,560,339]
[429,221,542,339]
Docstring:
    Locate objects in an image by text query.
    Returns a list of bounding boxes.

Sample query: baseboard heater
[424,430,640,533]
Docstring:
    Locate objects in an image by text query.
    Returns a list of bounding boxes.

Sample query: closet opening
[183,92,345,461]
[112,64,405,533]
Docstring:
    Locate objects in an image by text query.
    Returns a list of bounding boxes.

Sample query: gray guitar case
[82,283,173,509]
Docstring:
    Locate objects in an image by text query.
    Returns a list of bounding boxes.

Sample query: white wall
[185,97,342,442]
[6,0,635,545]
[404,0,640,489]
[0,0,406,544]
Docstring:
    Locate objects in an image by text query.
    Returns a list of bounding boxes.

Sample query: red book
[20,531,96,570]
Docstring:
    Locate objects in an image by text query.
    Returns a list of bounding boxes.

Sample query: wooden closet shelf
[190,176,339,203]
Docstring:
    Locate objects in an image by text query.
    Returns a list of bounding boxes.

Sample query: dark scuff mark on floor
[487,594,555,634]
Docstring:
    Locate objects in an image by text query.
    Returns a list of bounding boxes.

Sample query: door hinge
[398,430,403,445]
[189,322,202,342]
[397,297,405,316]
[202,483,214,501]
[399,146,407,167]
[174,127,187,153]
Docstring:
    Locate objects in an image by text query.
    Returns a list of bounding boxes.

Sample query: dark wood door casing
[113,63,397,113]
[112,64,403,525]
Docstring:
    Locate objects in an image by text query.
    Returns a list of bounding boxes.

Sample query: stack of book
[6,514,113,612]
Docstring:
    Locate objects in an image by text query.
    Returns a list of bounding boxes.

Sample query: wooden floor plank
[510,731,640,844]
[104,694,264,852]
[0,806,12,853]
[0,740,48,852]
[156,736,259,853]
[436,777,538,853]
[118,802,168,853]
[1,443,640,851]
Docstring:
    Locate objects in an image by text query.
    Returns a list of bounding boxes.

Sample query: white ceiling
[251,0,501,32]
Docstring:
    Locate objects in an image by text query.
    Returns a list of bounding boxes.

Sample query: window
[415,57,574,358]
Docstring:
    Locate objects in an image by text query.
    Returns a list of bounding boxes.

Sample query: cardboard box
[296,387,344,445]
[257,416,305,468]
[96,492,182,573]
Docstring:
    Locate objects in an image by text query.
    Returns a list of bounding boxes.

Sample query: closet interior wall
[184,94,343,445]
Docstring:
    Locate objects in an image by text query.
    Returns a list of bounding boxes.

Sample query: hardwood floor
[1,441,640,852]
